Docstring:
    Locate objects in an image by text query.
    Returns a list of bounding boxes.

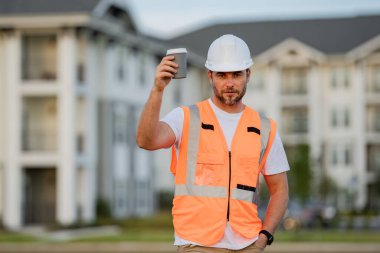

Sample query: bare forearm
[136,55,178,150]
[262,189,289,234]
[136,86,164,149]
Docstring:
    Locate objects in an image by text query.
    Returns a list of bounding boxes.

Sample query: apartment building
[170,15,380,211]
[0,0,206,229]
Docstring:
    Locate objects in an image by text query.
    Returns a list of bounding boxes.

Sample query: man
[136,34,289,253]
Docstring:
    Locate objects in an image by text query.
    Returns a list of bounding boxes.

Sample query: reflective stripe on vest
[259,113,271,166]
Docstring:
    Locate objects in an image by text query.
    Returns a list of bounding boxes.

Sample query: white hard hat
[205,34,253,72]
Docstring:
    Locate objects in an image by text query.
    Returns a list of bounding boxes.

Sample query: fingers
[154,56,179,91]
[156,56,178,78]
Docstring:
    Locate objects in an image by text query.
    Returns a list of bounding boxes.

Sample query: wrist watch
[259,230,274,245]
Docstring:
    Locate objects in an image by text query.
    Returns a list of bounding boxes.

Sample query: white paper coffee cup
[166,48,187,79]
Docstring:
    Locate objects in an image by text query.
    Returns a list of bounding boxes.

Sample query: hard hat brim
[205,61,253,72]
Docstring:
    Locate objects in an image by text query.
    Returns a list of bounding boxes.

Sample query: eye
[216,72,225,78]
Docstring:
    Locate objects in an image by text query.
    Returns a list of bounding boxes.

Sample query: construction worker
[136,34,289,253]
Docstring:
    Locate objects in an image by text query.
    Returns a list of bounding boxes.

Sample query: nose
[225,74,235,87]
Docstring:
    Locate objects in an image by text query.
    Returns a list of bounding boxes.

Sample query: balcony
[21,34,57,82]
[367,64,380,93]
[22,129,57,152]
[281,67,308,95]
[281,107,308,144]
[366,105,380,143]
[366,64,380,104]
[22,97,57,152]
[367,144,380,172]
[282,107,308,133]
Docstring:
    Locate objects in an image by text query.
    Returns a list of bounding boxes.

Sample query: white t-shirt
[161,99,290,250]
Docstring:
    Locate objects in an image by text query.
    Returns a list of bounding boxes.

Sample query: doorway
[23,168,56,225]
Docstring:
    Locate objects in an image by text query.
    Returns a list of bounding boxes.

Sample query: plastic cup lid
[167,48,187,55]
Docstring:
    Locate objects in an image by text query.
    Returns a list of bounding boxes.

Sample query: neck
[211,97,245,113]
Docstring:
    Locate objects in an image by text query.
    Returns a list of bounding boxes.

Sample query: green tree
[286,144,311,203]
[317,174,338,204]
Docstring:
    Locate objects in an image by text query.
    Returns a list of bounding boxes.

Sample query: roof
[0,0,140,34]
[169,15,380,57]
[0,0,101,15]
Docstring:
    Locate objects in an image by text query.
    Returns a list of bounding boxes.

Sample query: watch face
[260,230,274,245]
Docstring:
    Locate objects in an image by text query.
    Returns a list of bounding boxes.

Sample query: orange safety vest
[170,100,277,246]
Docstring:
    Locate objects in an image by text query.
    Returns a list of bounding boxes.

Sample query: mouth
[223,91,237,96]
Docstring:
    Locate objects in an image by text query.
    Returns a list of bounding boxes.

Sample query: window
[344,147,351,166]
[331,109,338,127]
[282,107,308,134]
[369,64,380,92]
[331,144,352,167]
[22,97,57,151]
[139,54,146,86]
[117,47,125,82]
[375,109,380,132]
[343,68,350,88]
[330,67,350,89]
[366,105,380,132]
[76,36,86,83]
[344,108,350,127]
[282,67,308,94]
[113,103,127,144]
[294,110,308,133]
[368,145,380,171]
[332,147,338,166]
[76,97,86,152]
[331,107,351,129]
[22,34,57,81]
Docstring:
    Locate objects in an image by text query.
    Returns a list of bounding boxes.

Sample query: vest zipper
[227,151,232,221]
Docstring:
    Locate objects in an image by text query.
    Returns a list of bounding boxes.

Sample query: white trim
[20,152,58,167]
[255,38,326,65]
[347,34,380,61]
[0,14,90,29]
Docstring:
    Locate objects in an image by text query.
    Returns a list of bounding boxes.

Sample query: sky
[128,0,380,39]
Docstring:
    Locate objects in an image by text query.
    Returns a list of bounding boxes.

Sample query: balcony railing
[367,145,380,172]
[282,107,308,134]
[22,129,57,151]
[367,65,380,93]
[366,106,380,133]
[281,67,308,95]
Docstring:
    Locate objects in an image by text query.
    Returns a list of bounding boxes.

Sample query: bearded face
[209,70,250,107]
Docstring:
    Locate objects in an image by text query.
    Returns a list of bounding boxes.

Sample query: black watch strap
[259,229,274,245]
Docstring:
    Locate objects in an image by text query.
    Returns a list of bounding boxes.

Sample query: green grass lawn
[72,228,380,243]
[276,229,380,242]
[0,231,38,243]
[2,228,379,243]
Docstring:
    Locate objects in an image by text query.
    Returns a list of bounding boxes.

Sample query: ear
[207,70,213,83]
[246,69,251,81]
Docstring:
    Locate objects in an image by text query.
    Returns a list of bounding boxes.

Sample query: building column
[308,64,323,188]
[3,31,22,230]
[267,63,281,121]
[353,61,367,210]
[57,29,77,225]
[0,32,5,221]
[82,38,97,222]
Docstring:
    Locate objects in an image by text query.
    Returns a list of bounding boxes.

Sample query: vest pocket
[237,156,259,186]
[195,153,224,186]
